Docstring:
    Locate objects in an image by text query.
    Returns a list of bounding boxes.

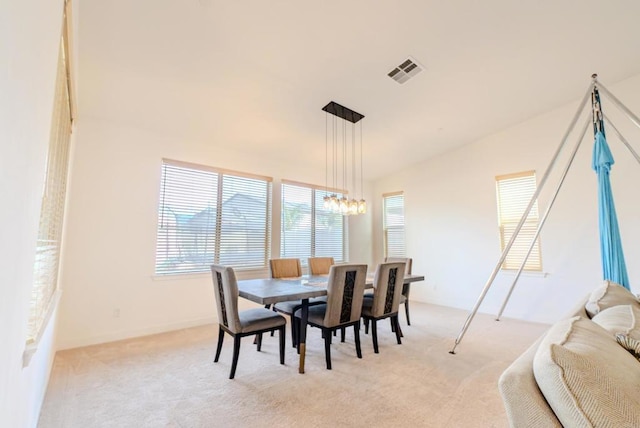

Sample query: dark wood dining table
[237,273,425,373]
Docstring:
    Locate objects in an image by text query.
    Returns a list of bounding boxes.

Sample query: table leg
[298,298,309,374]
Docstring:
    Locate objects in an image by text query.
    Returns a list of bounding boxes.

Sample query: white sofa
[499,281,640,427]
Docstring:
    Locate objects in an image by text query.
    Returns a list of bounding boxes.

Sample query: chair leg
[364,318,369,334]
[390,317,395,332]
[393,316,403,345]
[371,320,379,354]
[404,300,411,326]
[396,317,404,338]
[295,317,301,355]
[291,316,298,348]
[214,325,225,362]
[324,329,332,370]
[265,304,275,337]
[230,336,241,379]
[256,333,263,352]
[354,323,362,359]
[340,327,346,343]
[279,326,285,365]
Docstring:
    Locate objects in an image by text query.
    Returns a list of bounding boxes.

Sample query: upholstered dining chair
[211,264,286,379]
[361,261,406,353]
[293,263,367,370]
[269,258,302,279]
[308,257,334,275]
[384,257,413,325]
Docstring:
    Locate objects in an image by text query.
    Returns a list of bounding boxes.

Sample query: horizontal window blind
[314,189,344,261]
[383,192,405,258]
[155,160,271,275]
[28,34,73,344]
[280,183,345,265]
[496,171,542,271]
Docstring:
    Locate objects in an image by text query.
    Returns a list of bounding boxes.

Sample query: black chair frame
[214,322,286,379]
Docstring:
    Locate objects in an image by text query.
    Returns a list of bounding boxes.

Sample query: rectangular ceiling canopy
[322,101,364,123]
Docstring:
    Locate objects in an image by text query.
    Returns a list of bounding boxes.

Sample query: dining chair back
[369,261,406,318]
[269,258,302,278]
[308,257,335,275]
[384,257,412,275]
[361,261,406,353]
[211,264,286,379]
[323,263,367,328]
[212,264,242,332]
[384,257,413,325]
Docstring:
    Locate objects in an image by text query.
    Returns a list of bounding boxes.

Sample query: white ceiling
[76,0,640,180]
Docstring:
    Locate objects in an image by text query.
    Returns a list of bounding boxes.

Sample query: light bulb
[339,197,349,214]
[323,195,331,209]
[330,195,339,212]
[358,199,367,214]
[349,199,358,215]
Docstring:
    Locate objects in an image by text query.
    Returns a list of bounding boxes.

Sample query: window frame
[154,159,273,276]
[383,191,406,258]
[280,179,347,266]
[495,170,543,272]
[26,1,75,350]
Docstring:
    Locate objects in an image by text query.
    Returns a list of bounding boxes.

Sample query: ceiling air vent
[388,57,423,84]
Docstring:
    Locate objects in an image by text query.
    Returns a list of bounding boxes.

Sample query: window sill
[151,266,270,282]
[23,289,62,368]
[500,270,550,278]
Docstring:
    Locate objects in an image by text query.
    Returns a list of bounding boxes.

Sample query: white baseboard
[56,316,217,350]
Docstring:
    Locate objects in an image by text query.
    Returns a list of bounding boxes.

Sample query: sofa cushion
[533,316,640,427]
[616,334,640,362]
[585,280,640,318]
[592,304,640,341]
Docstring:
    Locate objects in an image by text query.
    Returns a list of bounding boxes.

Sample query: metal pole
[603,113,640,166]
[495,117,591,321]
[449,81,595,354]
[596,81,640,131]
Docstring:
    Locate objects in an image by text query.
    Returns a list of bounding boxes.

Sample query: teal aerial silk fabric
[592,130,630,289]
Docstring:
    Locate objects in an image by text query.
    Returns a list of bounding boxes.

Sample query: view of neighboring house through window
[383,192,405,258]
[495,170,542,271]
[155,160,272,275]
[28,7,74,345]
[280,181,346,265]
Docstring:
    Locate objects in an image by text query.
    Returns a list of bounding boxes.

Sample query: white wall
[373,73,640,325]
[0,1,65,426]
[57,117,374,349]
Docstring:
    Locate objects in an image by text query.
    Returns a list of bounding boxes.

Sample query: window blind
[495,171,542,271]
[280,182,345,265]
[28,35,73,344]
[383,192,405,258]
[155,160,272,275]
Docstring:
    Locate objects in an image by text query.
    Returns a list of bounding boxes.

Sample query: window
[495,171,542,271]
[383,192,405,258]
[280,181,346,265]
[155,160,272,275]
[28,5,74,345]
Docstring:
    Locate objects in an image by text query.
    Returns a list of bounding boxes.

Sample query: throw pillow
[616,333,640,362]
[585,280,640,318]
[592,304,640,341]
[533,316,640,427]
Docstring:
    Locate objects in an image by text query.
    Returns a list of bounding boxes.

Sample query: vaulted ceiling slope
[76,0,640,180]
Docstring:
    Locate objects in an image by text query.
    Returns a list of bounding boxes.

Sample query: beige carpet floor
[38,302,548,428]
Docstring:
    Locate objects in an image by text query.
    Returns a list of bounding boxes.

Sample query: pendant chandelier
[322,101,366,215]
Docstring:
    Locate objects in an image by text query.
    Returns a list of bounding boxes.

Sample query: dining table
[237,273,425,373]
